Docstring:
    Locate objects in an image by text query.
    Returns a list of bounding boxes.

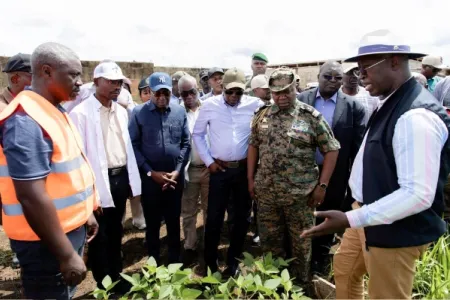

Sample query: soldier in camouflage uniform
[247,68,340,287]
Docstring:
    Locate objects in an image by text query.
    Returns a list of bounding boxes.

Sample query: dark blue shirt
[129,101,190,174]
[0,105,66,180]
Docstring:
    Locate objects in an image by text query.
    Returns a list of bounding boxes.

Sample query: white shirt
[193,94,264,167]
[69,95,141,208]
[347,105,448,228]
[353,87,380,125]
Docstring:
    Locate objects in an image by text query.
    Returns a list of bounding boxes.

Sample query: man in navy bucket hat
[302,29,450,299]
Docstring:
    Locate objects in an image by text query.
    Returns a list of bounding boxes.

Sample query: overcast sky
[1,0,449,73]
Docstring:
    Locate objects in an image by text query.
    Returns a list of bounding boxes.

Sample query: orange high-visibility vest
[0,91,99,241]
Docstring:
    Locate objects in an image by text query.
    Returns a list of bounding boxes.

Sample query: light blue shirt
[314,90,337,165]
[170,94,181,105]
[192,94,264,167]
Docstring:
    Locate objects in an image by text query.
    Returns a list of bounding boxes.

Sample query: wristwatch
[318,183,328,190]
[147,171,152,177]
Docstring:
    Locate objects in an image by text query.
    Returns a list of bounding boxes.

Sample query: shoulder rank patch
[299,102,321,118]
[251,105,271,128]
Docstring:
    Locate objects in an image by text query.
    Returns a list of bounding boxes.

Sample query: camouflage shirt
[249,99,340,196]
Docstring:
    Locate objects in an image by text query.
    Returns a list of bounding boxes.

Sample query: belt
[190,164,206,168]
[108,166,127,176]
[214,158,247,169]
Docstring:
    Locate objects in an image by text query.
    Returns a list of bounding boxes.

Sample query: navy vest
[362,78,450,248]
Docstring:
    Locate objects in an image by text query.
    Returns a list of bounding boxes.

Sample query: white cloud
[1,0,449,73]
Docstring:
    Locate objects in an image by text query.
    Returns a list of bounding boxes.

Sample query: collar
[316,89,338,103]
[378,76,414,109]
[2,87,15,104]
[182,99,201,112]
[93,94,116,112]
[222,94,242,107]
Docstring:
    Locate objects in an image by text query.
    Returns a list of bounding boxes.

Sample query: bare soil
[0,202,261,299]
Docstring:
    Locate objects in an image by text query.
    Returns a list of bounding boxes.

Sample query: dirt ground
[0,202,261,299]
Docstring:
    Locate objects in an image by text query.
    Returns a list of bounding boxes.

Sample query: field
[0,202,261,299]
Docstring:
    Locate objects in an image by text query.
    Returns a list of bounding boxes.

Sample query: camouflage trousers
[257,191,314,285]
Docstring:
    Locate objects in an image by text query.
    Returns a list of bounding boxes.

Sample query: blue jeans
[10,226,86,300]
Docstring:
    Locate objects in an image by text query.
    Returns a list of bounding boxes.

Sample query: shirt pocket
[170,125,182,144]
[287,129,314,149]
[143,128,162,145]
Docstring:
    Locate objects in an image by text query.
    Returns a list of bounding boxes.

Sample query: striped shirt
[346,107,448,228]
[342,87,379,126]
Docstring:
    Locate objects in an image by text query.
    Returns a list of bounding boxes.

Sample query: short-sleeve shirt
[249,100,340,196]
[0,106,66,180]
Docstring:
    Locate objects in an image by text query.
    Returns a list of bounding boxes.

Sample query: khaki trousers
[181,166,210,250]
[334,226,429,299]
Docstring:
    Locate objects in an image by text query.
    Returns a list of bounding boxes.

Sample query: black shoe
[113,280,132,295]
[193,265,207,277]
[222,265,238,279]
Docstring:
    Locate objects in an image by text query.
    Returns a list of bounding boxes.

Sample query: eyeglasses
[224,89,244,96]
[153,89,171,97]
[323,75,343,81]
[180,89,197,97]
[354,58,386,77]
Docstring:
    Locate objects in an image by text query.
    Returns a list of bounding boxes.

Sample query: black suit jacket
[297,88,366,211]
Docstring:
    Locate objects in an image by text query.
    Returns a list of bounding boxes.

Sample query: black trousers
[141,173,182,265]
[89,170,129,286]
[204,166,252,271]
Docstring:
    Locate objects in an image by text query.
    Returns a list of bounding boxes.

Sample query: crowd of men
[0,28,450,299]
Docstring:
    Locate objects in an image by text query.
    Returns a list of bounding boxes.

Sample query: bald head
[319,61,343,75]
[31,42,83,103]
[318,61,343,98]
[31,42,80,77]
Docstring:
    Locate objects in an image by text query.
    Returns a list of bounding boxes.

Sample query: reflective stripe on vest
[0,91,98,241]
[3,185,94,216]
[0,155,84,177]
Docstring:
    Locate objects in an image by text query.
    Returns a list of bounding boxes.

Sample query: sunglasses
[354,58,386,77]
[153,90,171,97]
[224,89,244,96]
[180,89,197,98]
[323,75,343,81]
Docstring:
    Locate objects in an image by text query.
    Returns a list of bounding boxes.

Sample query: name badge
[291,120,309,132]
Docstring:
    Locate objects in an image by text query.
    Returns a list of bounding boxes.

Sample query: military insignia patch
[291,120,309,132]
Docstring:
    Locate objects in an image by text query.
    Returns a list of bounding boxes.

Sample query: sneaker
[132,220,146,230]
[12,254,19,269]
[252,235,260,246]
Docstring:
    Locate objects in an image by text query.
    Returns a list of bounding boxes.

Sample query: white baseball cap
[344,63,358,74]
[93,61,126,80]
[251,74,269,90]
[422,55,446,69]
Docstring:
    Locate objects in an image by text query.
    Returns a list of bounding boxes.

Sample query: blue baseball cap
[149,72,172,91]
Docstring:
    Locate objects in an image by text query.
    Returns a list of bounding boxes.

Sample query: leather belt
[108,166,127,176]
[214,158,247,169]
[190,164,206,168]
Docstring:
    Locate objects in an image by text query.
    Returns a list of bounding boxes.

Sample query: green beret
[252,53,268,63]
